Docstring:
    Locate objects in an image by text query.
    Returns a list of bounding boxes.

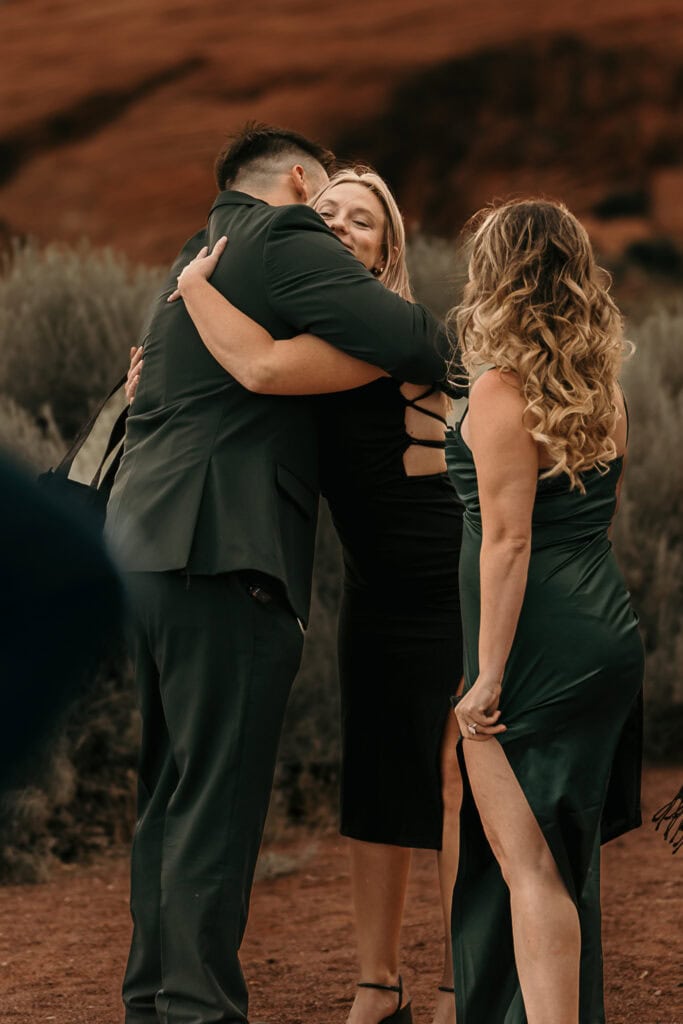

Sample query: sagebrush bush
[0,236,680,882]
[278,503,342,769]
[263,503,345,840]
[0,759,73,883]
[0,238,163,437]
[0,240,161,881]
[0,656,139,882]
[0,395,64,471]
[613,303,683,756]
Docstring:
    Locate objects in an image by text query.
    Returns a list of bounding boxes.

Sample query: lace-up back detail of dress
[399,382,450,476]
[316,377,462,597]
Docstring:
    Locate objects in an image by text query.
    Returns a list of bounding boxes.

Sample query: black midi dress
[319,378,463,849]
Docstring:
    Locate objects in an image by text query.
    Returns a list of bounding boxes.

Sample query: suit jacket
[106,191,449,623]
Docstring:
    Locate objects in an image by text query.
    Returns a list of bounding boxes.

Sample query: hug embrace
[107,123,644,1024]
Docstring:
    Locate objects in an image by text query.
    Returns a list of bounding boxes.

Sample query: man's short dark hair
[214,122,336,191]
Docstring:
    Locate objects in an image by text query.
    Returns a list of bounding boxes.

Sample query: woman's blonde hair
[311,167,413,300]
[452,198,629,491]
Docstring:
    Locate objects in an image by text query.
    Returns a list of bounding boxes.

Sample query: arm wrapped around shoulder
[264,205,451,385]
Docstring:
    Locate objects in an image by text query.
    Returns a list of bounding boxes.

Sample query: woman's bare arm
[454,370,538,740]
[179,274,386,395]
[168,237,386,396]
[472,371,538,682]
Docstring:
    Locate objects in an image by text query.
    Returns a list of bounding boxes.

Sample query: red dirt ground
[1,766,681,1024]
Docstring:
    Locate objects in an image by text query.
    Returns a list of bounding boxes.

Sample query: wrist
[179,272,209,299]
[476,669,503,689]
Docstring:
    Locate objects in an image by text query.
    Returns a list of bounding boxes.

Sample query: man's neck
[229,180,301,208]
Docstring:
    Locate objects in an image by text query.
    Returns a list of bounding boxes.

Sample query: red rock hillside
[2,0,683,265]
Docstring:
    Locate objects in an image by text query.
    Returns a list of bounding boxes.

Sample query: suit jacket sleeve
[263,205,452,383]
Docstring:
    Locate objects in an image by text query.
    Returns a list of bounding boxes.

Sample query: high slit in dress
[445,411,644,1023]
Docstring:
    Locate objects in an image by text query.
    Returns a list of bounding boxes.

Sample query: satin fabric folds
[446,418,643,1024]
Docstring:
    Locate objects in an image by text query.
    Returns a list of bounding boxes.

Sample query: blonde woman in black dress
[127,169,463,1024]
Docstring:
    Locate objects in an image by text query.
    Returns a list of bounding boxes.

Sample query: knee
[489,834,559,896]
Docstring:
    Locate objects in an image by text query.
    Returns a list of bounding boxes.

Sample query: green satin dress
[445,412,644,1024]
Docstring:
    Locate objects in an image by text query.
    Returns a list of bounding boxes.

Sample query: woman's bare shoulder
[469,368,525,416]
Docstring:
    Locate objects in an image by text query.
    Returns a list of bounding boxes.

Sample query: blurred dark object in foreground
[0,450,124,791]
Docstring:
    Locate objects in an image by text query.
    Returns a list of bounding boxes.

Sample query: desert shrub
[48,655,139,861]
[0,394,64,471]
[0,653,138,883]
[0,240,159,881]
[269,504,343,831]
[613,303,683,757]
[279,503,343,766]
[0,237,162,438]
[0,751,75,883]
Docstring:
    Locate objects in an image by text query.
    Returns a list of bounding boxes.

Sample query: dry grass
[613,301,683,754]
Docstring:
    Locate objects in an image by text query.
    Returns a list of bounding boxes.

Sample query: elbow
[240,359,275,394]
[483,531,531,558]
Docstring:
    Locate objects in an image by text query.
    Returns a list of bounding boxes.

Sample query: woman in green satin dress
[445,198,643,1024]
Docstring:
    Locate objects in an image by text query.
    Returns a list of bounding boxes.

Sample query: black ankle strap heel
[357,975,413,1024]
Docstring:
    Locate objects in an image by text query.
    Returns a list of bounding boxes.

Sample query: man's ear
[290,164,308,202]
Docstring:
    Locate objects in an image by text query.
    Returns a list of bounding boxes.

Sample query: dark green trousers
[122,571,303,1024]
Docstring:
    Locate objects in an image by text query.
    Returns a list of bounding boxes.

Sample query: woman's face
[314,182,387,274]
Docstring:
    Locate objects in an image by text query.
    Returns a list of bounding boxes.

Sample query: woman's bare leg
[346,840,412,1024]
[464,739,580,1024]
[433,711,462,1024]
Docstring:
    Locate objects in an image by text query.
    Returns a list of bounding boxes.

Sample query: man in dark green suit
[106,124,449,1024]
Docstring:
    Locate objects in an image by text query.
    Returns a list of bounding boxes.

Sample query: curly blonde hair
[311,167,413,301]
[452,198,629,491]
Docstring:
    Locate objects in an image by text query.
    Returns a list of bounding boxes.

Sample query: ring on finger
[467,722,477,735]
